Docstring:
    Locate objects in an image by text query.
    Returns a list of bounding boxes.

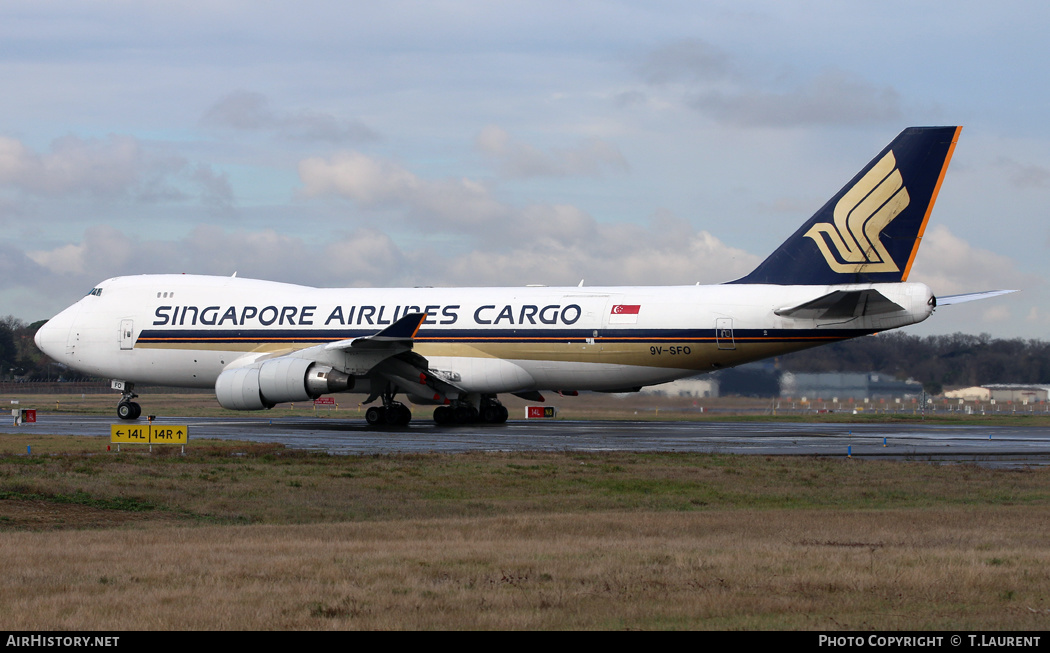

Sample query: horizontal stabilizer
[775,289,904,320]
[324,312,427,351]
[936,289,1018,306]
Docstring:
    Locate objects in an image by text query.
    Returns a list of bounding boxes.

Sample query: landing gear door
[715,317,735,350]
[119,319,135,351]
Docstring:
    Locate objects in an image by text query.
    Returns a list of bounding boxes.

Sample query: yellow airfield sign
[111,424,188,444]
[149,425,188,444]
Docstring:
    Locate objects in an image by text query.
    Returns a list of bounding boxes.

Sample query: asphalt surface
[7,413,1050,466]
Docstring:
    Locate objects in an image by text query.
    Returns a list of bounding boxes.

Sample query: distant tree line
[777,332,1050,395]
[0,316,92,382]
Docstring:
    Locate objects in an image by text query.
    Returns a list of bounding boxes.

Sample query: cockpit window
[86,288,103,297]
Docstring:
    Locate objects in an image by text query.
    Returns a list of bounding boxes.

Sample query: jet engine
[215,358,353,410]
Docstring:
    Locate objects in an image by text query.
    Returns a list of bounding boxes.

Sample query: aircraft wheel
[480,402,509,424]
[454,405,478,424]
[386,403,411,426]
[365,406,385,426]
[481,405,501,424]
[117,401,140,420]
[433,405,452,425]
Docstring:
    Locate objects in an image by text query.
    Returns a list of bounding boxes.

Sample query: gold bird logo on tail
[804,150,910,273]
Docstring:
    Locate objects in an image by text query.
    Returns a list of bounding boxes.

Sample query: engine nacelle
[215,359,353,410]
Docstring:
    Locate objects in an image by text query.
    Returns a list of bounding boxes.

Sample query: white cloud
[0,134,234,213]
[298,151,509,227]
[27,225,135,278]
[0,243,50,290]
[909,224,1034,296]
[296,146,756,286]
[476,125,627,178]
[321,230,407,284]
[994,157,1050,190]
[299,151,417,204]
[201,91,379,144]
[980,305,1011,323]
[27,243,87,276]
[189,164,236,212]
[690,70,903,128]
[637,38,734,85]
[0,135,143,197]
[636,39,902,128]
[904,224,1043,337]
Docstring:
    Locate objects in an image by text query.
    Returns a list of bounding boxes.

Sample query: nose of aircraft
[34,318,61,359]
[33,304,78,360]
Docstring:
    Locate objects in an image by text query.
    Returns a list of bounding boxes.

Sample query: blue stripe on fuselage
[135,327,878,346]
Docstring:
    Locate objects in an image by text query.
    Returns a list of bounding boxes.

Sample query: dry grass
[0,437,1050,629]
[1,509,1049,630]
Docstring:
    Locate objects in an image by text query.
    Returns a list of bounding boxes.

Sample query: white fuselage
[34,274,934,398]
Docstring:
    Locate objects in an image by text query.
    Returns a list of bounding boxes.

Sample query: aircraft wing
[368,353,465,404]
[936,289,1018,306]
[318,312,465,403]
[217,310,466,407]
[774,289,905,320]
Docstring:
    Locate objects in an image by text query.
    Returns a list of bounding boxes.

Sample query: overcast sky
[2,1,1048,339]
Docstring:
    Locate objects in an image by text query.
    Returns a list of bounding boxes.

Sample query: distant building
[780,372,921,400]
[944,386,991,401]
[713,361,780,397]
[943,385,1048,403]
[640,376,719,398]
[983,385,1048,403]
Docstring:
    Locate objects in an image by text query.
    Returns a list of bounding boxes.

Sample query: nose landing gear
[117,401,142,420]
[114,381,142,420]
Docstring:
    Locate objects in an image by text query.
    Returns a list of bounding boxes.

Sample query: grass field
[2,418,1050,630]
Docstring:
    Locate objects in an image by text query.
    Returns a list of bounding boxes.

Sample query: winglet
[324,312,427,351]
[369,312,427,340]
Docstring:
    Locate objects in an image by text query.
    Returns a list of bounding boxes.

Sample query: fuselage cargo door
[715,317,735,350]
[591,295,611,351]
[119,319,135,350]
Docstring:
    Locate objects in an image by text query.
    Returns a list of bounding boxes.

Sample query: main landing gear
[365,386,412,427]
[364,388,510,427]
[365,401,412,427]
[432,397,509,425]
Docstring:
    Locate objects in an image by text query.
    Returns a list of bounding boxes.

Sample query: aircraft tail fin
[731,126,962,286]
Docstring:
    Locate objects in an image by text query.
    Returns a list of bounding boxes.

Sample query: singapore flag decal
[610,304,641,324]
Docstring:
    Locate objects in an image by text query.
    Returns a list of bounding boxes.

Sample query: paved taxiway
[7,413,1050,466]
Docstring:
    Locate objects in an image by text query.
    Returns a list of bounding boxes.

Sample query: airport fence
[0,381,212,395]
